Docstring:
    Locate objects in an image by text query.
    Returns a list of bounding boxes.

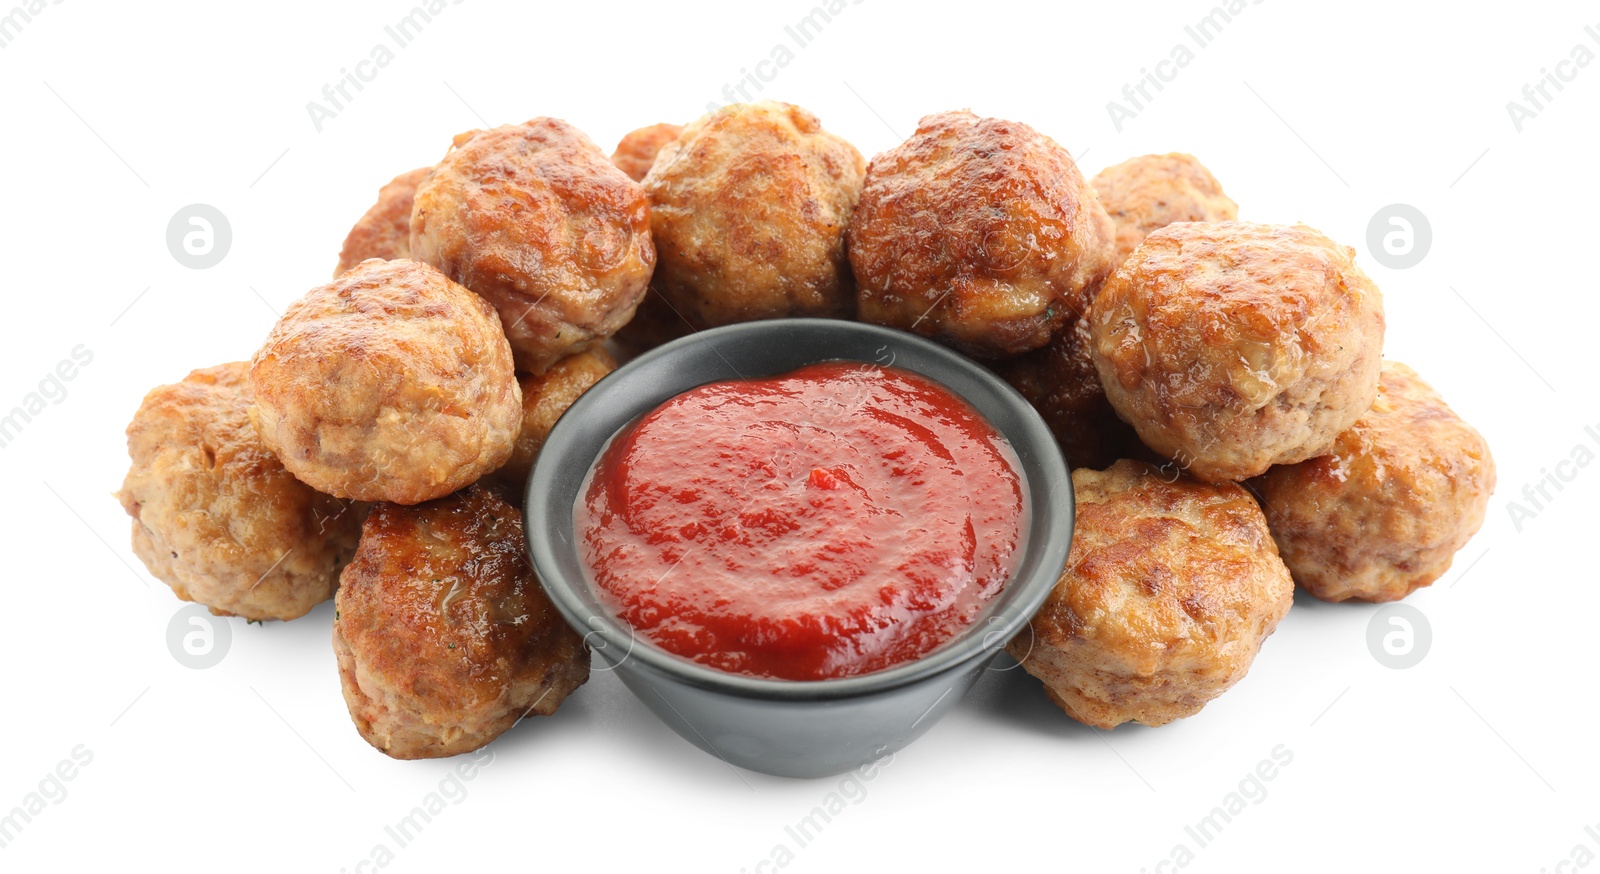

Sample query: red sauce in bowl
[576,362,1025,681]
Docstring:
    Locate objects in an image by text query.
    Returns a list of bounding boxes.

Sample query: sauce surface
[577,361,1024,681]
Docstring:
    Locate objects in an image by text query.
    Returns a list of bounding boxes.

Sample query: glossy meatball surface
[249,259,521,504]
[1251,361,1495,602]
[411,118,655,373]
[611,122,682,182]
[117,362,363,620]
[1009,461,1292,728]
[334,487,589,759]
[334,166,431,277]
[642,101,864,328]
[849,110,1116,358]
[1091,153,1238,267]
[1090,222,1385,482]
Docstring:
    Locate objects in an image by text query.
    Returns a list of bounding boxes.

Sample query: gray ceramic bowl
[525,319,1072,779]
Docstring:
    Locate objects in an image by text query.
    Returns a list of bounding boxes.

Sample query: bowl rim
[525,318,1073,702]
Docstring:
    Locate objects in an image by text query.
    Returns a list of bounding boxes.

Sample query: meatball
[1008,460,1293,728]
[1091,153,1238,267]
[1090,222,1385,483]
[994,314,1150,471]
[642,101,864,328]
[487,347,616,494]
[334,487,588,759]
[606,121,693,355]
[116,363,363,620]
[849,110,1116,359]
[249,259,522,505]
[611,122,683,182]
[333,166,431,277]
[1250,362,1495,602]
[410,118,655,373]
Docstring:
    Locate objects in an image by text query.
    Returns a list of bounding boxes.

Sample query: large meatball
[410,118,655,373]
[249,259,521,505]
[642,101,864,328]
[487,347,615,495]
[1091,153,1238,268]
[1008,460,1293,728]
[116,363,363,620]
[1090,222,1385,483]
[1250,362,1495,602]
[334,487,589,759]
[333,166,431,277]
[611,122,682,182]
[994,314,1149,471]
[849,110,1116,359]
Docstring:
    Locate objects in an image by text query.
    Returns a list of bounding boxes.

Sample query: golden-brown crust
[849,110,1116,359]
[1091,153,1238,267]
[611,122,683,182]
[994,314,1151,471]
[116,363,364,620]
[248,259,522,505]
[487,347,615,495]
[333,487,589,759]
[1008,460,1293,728]
[1250,362,1495,602]
[411,118,655,373]
[333,166,432,278]
[1089,222,1385,482]
[642,101,864,328]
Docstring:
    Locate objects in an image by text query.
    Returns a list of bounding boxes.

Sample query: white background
[1,1,1594,871]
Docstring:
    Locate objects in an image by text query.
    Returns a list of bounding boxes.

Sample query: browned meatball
[1091,153,1238,267]
[1008,460,1293,728]
[1090,222,1385,483]
[116,363,363,620]
[608,121,697,356]
[1250,362,1495,602]
[411,118,655,373]
[333,166,431,277]
[611,122,683,182]
[643,101,864,328]
[334,487,588,759]
[994,314,1150,471]
[487,347,615,495]
[249,259,522,505]
[849,110,1116,359]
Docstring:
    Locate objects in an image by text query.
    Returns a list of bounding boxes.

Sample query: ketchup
[577,362,1024,681]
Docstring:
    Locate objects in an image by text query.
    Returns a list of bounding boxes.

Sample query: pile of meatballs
[116,100,1494,759]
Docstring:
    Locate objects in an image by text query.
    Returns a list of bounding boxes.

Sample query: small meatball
[249,259,521,505]
[994,314,1150,471]
[643,101,864,328]
[487,347,616,494]
[1091,153,1238,267]
[333,166,432,277]
[849,110,1116,358]
[116,363,363,620]
[1250,362,1495,602]
[334,487,588,759]
[611,122,683,182]
[411,118,655,373]
[1009,460,1293,728]
[1090,222,1385,482]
